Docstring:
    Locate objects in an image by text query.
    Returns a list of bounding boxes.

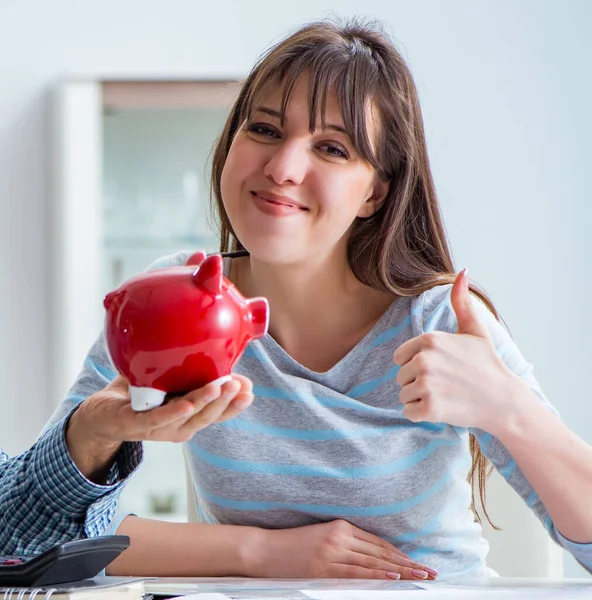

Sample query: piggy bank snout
[247,297,269,339]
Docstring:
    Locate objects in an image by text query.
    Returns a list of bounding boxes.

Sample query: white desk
[144,576,592,599]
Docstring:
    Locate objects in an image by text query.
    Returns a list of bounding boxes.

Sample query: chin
[240,236,305,266]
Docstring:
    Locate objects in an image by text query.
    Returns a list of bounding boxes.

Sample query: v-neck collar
[223,253,401,388]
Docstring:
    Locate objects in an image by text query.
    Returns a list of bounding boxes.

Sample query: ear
[357,177,390,218]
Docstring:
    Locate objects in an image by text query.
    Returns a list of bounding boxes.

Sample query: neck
[231,250,394,359]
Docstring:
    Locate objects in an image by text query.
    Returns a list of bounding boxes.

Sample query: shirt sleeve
[421,284,592,574]
[0,410,142,557]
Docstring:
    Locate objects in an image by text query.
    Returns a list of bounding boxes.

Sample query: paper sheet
[301,590,592,599]
[177,595,234,600]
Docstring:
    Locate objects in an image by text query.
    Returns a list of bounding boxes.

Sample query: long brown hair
[210,17,498,527]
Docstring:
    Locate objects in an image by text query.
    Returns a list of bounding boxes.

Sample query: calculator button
[1,558,24,565]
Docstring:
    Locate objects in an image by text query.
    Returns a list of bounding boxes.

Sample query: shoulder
[414,283,530,373]
[413,284,502,337]
[409,284,456,335]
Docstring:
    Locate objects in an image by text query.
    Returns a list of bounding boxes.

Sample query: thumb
[104,374,130,394]
[450,269,490,339]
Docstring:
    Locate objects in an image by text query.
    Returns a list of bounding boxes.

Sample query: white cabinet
[51,79,240,521]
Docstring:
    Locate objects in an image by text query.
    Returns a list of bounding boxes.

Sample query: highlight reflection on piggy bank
[103,251,269,411]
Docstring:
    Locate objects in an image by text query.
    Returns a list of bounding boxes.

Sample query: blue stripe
[198,468,456,516]
[217,416,448,440]
[476,432,493,454]
[65,393,86,405]
[424,294,453,333]
[84,356,117,381]
[525,490,538,508]
[190,437,459,478]
[390,511,447,544]
[386,497,472,544]
[253,386,391,413]
[409,545,450,560]
[368,316,412,349]
[349,365,400,398]
[250,388,448,432]
[243,344,271,362]
[499,459,517,480]
[407,527,481,561]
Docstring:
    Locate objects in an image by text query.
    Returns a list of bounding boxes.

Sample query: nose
[263,140,308,186]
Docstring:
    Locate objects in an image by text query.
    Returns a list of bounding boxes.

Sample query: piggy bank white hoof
[130,386,167,412]
[210,375,232,388]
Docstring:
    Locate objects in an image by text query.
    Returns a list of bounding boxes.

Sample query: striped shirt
[0,412,142,556]
[45,251,592,576]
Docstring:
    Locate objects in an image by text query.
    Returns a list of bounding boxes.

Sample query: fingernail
[386,572,401,579]
[425,567,439,577]
[234,397,252,410]
[411,569,429,579]
[462,268,469,290]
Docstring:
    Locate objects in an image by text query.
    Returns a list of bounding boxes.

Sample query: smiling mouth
[251,191,308,210]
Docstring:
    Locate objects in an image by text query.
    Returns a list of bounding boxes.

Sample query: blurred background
[0,0,590,578]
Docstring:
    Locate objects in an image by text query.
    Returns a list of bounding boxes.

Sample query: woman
[44,18,592,579]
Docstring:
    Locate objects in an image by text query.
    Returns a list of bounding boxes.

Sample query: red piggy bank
[103,251,269,411]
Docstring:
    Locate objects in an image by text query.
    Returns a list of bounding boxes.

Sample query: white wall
[0,0,590,577]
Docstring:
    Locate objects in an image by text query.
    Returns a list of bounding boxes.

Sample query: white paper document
[146,577,592,599]
[177,595,235,600]
[302,589,592,600]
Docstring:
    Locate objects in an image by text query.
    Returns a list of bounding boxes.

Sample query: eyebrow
[254,106,350,136]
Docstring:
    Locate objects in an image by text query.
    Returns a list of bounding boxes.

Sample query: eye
[247,122,280,138]
[318,142,349,160]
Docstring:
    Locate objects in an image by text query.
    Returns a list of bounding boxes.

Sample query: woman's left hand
[393,269,522,432]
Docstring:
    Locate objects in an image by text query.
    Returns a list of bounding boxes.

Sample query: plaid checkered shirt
[0,409,142,556]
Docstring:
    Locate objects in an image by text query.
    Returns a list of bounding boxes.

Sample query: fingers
[132,380,224,436]
[331,563,400,579]
[450,270,491,339]
[395,358,421,388]
[398,380,436,422]
[215,392,254,423]
[403,399,433,423]
[331,561,435,580]
[176,384,242,437]
[342,548,435,580]
[398,380,424,406]
[100,375,255,443]
[131,395,196,434]
[103,374,130,394]
[231,373,253,394]
[349,531,436,577]
[394,331,450,368]
[393,337,420,367]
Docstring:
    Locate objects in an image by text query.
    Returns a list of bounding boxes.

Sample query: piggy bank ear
[104,290,117,311]
[193,254,223,295]
[185,251,207,268]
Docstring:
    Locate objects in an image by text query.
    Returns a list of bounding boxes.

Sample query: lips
[252,190,308,210]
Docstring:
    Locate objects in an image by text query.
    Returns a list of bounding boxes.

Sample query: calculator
[0,535,130,587]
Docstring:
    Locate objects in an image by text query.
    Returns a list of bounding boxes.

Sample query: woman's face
[220,76,388,266]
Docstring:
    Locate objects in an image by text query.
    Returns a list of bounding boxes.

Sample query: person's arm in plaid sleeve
[0,406,142,557]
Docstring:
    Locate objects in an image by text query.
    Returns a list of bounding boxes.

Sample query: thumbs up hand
[394,269,521,431]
